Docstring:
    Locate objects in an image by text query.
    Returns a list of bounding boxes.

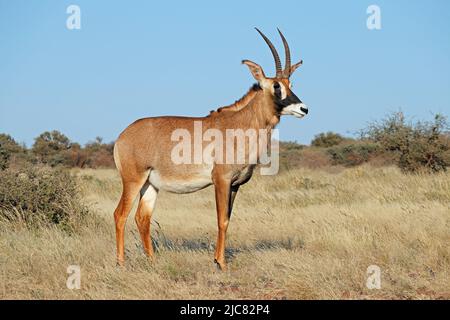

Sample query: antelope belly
[149,170,212,194]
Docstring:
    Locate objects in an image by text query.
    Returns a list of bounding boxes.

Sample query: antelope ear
[289,60,303,77]
[242,60,266,82]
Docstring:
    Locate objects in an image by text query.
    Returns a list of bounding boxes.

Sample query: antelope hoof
[116,259,125,267]
[214,259,227,271]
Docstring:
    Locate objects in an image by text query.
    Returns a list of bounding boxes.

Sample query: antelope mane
[208,83,261,117]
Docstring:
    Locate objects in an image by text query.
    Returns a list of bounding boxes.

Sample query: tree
[0,134,26,170]
[32,130,72,167]
[363,112,450,172]
[84,137,115,168]
[311,132,345,148]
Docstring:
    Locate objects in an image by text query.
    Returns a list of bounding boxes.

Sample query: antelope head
[242,28,308,118]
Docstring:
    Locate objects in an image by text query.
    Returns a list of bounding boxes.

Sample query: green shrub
[0,146,8,170]
[279,141,333,171]
[280,141,305,151]
[311,132,345,148]
[83,137,115,168]
[0,166,90,231]
[0,134,27,170]
[327,142,380,167]
[363,112,450,172]
[31,130,72,167]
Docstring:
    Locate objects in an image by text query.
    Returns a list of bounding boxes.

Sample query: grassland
[1,166,449,299]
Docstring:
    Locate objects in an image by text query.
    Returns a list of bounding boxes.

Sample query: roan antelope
[113,28,308,270]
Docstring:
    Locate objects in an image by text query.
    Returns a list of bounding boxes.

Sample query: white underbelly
[149,170,213,194]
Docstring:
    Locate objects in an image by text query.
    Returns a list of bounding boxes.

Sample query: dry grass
[1,166,450,299]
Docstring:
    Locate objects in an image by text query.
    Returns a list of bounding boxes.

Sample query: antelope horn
[255,27,282,78]
[277,28,291,78]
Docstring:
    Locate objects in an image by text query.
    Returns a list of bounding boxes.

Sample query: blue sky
[1,0,449,146]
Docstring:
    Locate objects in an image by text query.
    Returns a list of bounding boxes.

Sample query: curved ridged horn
[277,28,291,78]
[255,27,282,78]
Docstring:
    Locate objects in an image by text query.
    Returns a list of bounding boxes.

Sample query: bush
[363,112,450,172]
[83,137,115,168]
[278,141,332,171]
[311,132,345,148]
[67,142,88,168]
[0,134,27,170]
[66,137,115,169]
[0,144,8,170]
[280,141,305,151]
[32,130,73,167]
[296,148,332,169]
[29,131,115,169]
[327,142,380,167]
[0,166,90,231]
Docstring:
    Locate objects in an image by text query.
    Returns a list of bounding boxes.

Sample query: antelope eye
[273,82,280,89]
